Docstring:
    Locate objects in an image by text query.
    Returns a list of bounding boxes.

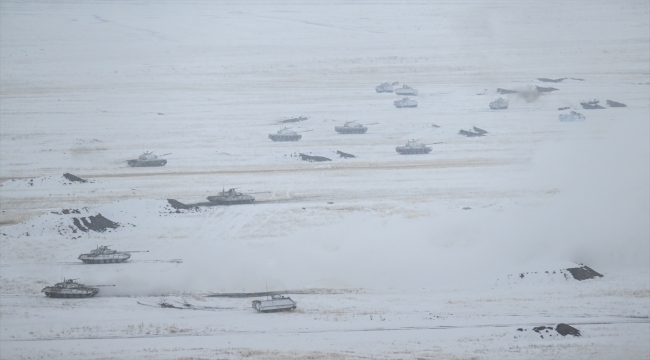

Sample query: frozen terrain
[1,0,649,359]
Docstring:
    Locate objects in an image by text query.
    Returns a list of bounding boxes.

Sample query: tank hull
[42,288,99,298]
[78,253,131,264]
[128,159,167,167]
[489,104,508,109]
[335,127,367,134]
[396,147,432,155]
[268,134,301,142]
[559,114,585,122]
[395,89,418,96]
[206,197,255,205]
[252,298,297,312]
[394,103,418,108]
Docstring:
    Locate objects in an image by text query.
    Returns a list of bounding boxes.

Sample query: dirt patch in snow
[299,153,331,162]
[72,214,120,232]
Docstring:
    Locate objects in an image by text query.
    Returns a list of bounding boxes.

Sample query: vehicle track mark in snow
[9,319,649,342]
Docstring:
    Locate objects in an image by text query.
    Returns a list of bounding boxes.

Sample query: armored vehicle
[269,128,302,142]
[335,121,368,134]
[394,85,418,96]
[41,279,113,298]
[78,245,148,264]
[252,295,297,312]
[489,98,509,110]
[207,188,255,205]
[394,97,418,108]
[375,82,394,93]
[127,151,170,167]
[559,111,586,122]
[396,140,432,155]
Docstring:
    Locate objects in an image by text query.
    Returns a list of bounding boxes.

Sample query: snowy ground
[1,1,649,359]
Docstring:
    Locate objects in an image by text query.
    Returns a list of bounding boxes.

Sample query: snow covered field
[1,0,649,359]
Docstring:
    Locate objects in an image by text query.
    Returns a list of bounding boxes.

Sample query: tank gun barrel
[90,285,115,287]
[425,142,444,145]
[159,153,172,156]
[296,129,313,133]
[366,122,379,125]
[123,250,149,253]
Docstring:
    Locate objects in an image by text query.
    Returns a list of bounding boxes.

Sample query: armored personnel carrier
[207,188,255,205]
[489,98,509,110]
[396,140,432,155]
[335,121,368,134]
[269,128,302,142]
[78,245,148,264]
[394,97,418,108]
[252,295,297,312]
[375,82,394,93]
[127,151,170,167]
[41,279,113,298]
[394,85,418,96]
[559,111,586,122]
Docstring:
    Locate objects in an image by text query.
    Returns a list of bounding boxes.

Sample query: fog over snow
[1,1,648,359]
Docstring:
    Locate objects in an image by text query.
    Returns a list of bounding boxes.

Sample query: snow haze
[1,1,649,359]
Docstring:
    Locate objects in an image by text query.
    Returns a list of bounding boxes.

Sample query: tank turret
[268,128,302,142]
[78,245,149,264]
[393,97,418,108]
[127,151,170,167]
[335,121,368,134]
[489,98,509,110]
[559,111,586,122]
[395,139,432,155]
[41,279,114,298]
[252,294,297,312]
[207,188,255,205]
[394,85,418,96]
[375,82,394,93]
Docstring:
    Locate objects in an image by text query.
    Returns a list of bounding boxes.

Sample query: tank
[394,85,418,96]
[335,121,368,134]
[269,128,302,142]
[375,82,394,93]
[41,279,113,298]
[252,295,297,312]
[78,245,148,264]
[559,111,586,122]
[207,188,255,205]
[489,98,509,109]
[393,97,418,108]
[127,151,170,167]
[396,140,432,155]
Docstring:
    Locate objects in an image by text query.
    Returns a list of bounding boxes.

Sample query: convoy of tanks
[43,79,605,312]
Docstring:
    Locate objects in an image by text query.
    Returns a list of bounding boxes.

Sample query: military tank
[396,140,432,155]
[78,245,148,264]
[207,188,255,205]
[489,98,509,110]
[394,97,418,108]
[375,82,394,93]
[394,85,418,96]
[252,295,297,312]
[41,279,114,298]
[269,128,302,142]
[127,151,170,167]
[335,121,368,134]
[559,111,586,122]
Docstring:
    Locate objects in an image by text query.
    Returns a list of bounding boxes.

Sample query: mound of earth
[62,173,87,183]
[607,100,627,107]
[72,214,119,232]
[496,88,518,94]
[536,86,559,92]
[581,100,606,109]
[336,150,356,159]
[537,77,567,83]
[280,116,308,123]
[556,323,581,336]
[299,153,331,162]
[566,264,603,280]
[459,126,488,137]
